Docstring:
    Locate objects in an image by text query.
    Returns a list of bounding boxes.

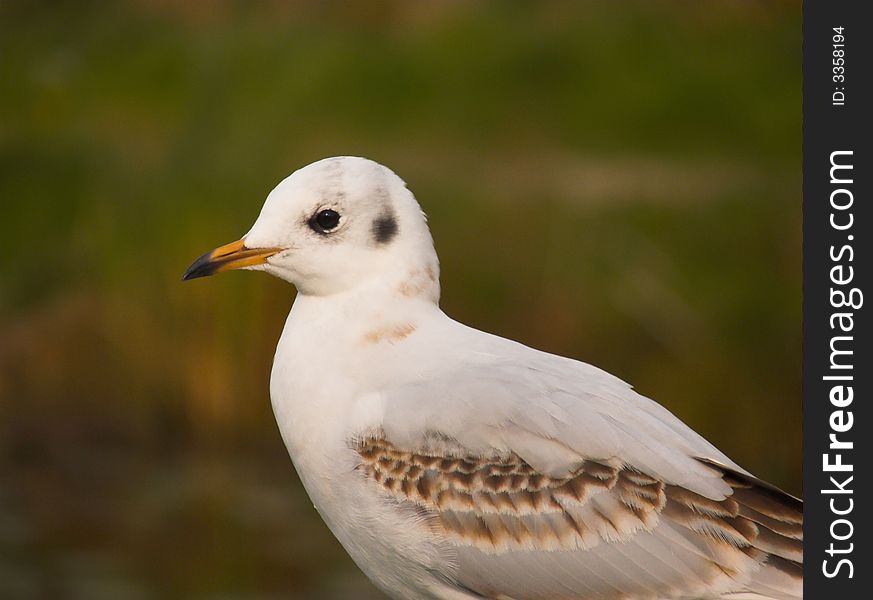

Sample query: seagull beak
[182,239,283,281]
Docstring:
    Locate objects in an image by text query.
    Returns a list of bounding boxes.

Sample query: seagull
[183,157,802,600]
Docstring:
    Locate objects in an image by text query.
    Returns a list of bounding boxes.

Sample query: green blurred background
[1,1,800,599]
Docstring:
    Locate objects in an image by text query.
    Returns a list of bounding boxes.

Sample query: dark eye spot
[309,209,341,234]
[371,213,397,245]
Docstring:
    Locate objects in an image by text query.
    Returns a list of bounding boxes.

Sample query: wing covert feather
[354,437,802,600]
[359,336,800,598]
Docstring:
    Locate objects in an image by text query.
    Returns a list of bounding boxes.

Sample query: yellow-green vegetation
[1,2,800,598]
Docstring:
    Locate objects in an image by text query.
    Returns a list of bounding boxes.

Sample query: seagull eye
[310,209,341,233]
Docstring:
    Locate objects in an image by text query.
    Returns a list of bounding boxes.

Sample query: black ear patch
[371,211,398,245]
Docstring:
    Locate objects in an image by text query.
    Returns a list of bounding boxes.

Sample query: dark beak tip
[182,251,218,282]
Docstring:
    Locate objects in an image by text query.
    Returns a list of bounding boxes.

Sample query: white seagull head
[183,157,440,299]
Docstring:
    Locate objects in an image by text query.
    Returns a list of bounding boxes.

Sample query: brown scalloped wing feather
[355,437,802,584]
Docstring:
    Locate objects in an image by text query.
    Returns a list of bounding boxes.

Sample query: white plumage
[184,157,802,600]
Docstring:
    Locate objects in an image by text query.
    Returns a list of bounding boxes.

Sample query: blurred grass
[1,1,800,599]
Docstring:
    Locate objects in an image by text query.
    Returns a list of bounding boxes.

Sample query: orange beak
[182,239,282,281]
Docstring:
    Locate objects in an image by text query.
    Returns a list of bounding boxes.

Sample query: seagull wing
[355,336,802,599]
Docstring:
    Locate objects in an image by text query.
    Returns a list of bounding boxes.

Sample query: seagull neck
[298,252,441,304]
[290,267,441,325]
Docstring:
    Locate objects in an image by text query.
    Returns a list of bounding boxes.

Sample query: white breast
[269,293,467,600]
